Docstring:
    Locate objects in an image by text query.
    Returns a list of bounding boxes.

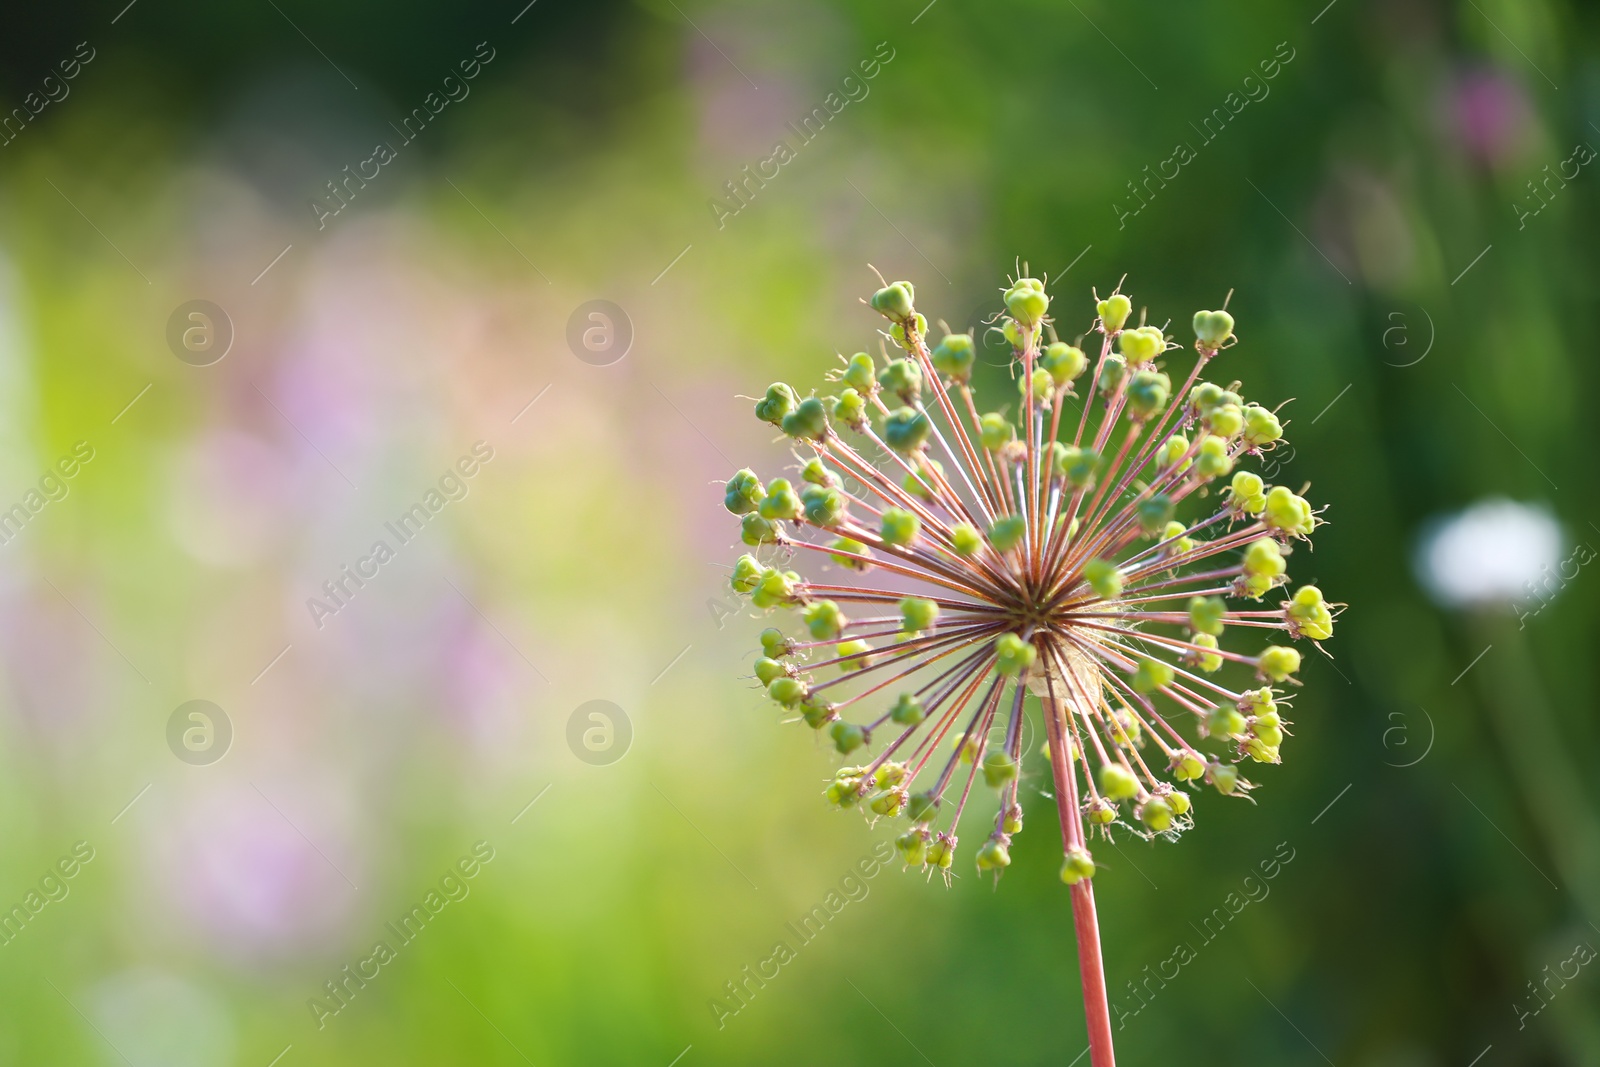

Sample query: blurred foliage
[0,0,1597,1064]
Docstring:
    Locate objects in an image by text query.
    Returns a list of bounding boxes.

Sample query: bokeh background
[1,0,1597,1064]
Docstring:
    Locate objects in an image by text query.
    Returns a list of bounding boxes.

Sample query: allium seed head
[727,274,1335,886]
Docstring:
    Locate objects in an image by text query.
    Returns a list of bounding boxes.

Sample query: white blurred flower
[1415,498,1561,606]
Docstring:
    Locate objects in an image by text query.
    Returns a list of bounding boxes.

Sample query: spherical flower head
[724,273,1333,899]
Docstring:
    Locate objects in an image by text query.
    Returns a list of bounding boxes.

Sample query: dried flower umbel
[724,272,1335,1066]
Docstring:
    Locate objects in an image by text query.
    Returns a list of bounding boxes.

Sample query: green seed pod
[754,382,799,425]
[995,633,1037,676]
[1005,278,1050,327]
[1188,595,1226,636]
[988,514,1026,554]
[1020,366,1054,403]
[869,789,906,817]
[1192,309,1235,350]
[1119,325,1165,364]
[1041,342,1089,386]
[951,523,983,557]
[830,719,867,754]
[979,412,1014,451]
[1188,632,1224,672]
[759,628,792,658]
[890,692,925,725]
[1160,520,1196,560]
[731,553,764,594]
[781,396,829,441]
[1258,645,1302,682]
[801,458,839,487]
[767,676,806,707]
[1245,737,1280,763]
[1099,763,1139,801]
[878,358,923,403]
[1167,790,1192,816]
[1188,382,1225,413]
[1287,584,1334,640]
[741,513,779,546]
[758,477,802,521]
[870,281,916,320]
[803,599,846,640]
[889,313,927,350]
[927,833,957,870]
[754,657,787,686]
[1254,721,1284,747]
[1086,798,1117,824]
[874,762,908,789]
[1084,558,1124,600]
[1131,657,1174,693]
[723,468,767,514]
[1171,750,1206,781]
[1195,435,1234,478]
[931,332,977,382]
[1264,486,1315,537]
[835,639,873,672]
[1242,538,1286,595]
[1110,709,1142,747]
[880,508,920,547]
[1242,403,1282,448]
[1228,470,1266,515]
[750,567,799,609]
[900,597,940,634]
[906,790,940,823]
[1136,494,1174,535]
[902,459,943,502]
[976,836,1012,871]
[896,827,930,865]
[882,407,931,454]
[1158,434,1191,472]
[1002,803,1024,835]
[1097,354,1128,396]
[1239,687,1277,716]
[1125,369,1172,419]
[1139,796,1174,831]
[801,484,847,527]
[800,699,835,729]
[1060,846,1097,885]
[1058,446,1103,489]
[982,750,1019,787]
[842,352,876,393]
[834,388,869,430]
[1210,762,1240,794]
[1204,401,1244,439]
[1207,705,1247,739]
[1097,292,1133,333]
[829,536,871,569]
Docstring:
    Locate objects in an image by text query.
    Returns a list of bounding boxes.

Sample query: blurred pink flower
[1447,68,1533,168]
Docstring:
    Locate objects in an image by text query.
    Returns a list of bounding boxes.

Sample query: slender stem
[1042,666,1116,1067]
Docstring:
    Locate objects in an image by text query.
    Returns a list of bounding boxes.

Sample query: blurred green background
[1,0,1597,1064]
